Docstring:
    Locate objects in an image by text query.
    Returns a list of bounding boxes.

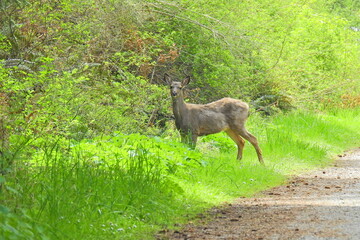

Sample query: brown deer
[164,74,264,164]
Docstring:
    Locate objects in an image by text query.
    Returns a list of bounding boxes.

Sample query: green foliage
[0,58,169,138]
[1,1,360,239]
[0,204,50,240]
[1,0,360,146]
[324,0,360,25]
[262,108,360,171]
[146,0,360,108]
[1,133,204,239]
[1,109,359,239]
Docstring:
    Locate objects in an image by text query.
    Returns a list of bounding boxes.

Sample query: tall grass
[1,108,359,239]
[263,109,360,170]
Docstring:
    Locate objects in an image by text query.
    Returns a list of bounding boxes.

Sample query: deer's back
[187,98,249,135]
[190,97,248,113]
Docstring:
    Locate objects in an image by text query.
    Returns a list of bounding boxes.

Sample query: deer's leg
[191,134,198,149]
[181,131,197,149]
[225,129,245,160]
[180,133,189,145]
[236,127,264,165]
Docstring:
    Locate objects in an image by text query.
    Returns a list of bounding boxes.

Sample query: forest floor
[157,147,360,240]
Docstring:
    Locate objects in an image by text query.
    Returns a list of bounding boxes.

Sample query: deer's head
[164,74,190,99]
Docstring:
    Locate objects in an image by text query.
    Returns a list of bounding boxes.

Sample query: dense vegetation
[1,0,359,239]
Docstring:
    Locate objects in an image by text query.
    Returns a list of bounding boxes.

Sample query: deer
[164,74,264,164]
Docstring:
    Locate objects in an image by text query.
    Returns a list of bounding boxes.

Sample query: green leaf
[0,204,10,214]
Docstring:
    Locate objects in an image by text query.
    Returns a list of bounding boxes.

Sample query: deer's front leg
[191,134,198,148]
[180,131,197,149]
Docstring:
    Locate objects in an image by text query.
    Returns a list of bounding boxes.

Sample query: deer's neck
[172,97,188,128]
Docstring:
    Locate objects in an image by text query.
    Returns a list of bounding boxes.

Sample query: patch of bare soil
[157,147,360,240]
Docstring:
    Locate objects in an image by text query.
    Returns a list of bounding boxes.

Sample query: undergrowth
[1,108,359,239]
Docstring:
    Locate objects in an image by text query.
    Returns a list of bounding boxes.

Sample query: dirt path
[158,147,360,240]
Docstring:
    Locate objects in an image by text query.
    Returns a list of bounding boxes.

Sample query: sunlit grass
[1,108,359,239]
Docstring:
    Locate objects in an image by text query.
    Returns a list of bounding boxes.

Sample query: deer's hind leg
[225,129,245,160]
[234,126,264,165]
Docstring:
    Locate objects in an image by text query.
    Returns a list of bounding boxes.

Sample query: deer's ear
[182,76,191,86]
[164,73,171,85]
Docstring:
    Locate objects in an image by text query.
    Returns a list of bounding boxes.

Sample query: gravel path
[158,147,360,240]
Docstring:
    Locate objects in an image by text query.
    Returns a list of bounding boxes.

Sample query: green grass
[1,108,359,239]
[264,109,360,170]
